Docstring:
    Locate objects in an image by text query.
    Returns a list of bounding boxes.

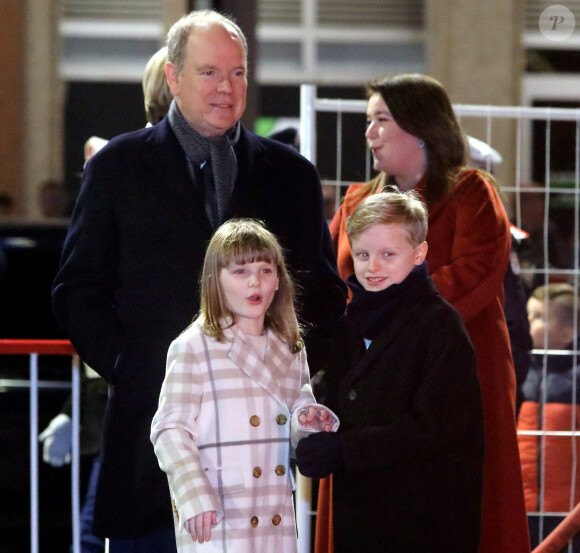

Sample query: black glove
[296,431,343,479]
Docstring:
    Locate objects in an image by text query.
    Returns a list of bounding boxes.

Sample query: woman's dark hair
[367,73,467,202]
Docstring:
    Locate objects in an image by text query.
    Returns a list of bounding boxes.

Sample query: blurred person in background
[518,283,580,552]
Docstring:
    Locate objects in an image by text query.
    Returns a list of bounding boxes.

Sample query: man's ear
[415,241,428,264]
[165,62,180,95]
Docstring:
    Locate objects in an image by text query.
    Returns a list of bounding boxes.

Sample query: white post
[300,84,317,165]
[30,353,39,553]
[71,355,81,552]
[296,471,313,553]
[297,82,318,553]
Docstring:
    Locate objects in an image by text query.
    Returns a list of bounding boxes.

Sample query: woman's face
[365,93,427,191]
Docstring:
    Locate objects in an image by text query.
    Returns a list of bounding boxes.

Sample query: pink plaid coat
[151,322,319,553]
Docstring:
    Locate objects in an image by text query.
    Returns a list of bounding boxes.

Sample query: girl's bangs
[223,241,278,266]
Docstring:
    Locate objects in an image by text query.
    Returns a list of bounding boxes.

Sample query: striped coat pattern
[151,322,322,553]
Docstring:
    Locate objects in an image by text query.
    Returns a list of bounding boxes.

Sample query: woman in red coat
[316,73,529,553]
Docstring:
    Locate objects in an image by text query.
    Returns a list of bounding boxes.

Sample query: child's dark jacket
[318,265,485,553]
[518,353,580,512]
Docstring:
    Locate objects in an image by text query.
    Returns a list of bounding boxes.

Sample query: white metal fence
[0,340,80,553]
[298,83,580,553]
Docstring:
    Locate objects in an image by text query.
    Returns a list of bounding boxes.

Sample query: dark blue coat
[319,276,484,553]
[52,119,346,538]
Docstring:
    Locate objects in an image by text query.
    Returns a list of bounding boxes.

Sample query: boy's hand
[296,431,343,478]
[188,511,217,544]
[298,406,334,432]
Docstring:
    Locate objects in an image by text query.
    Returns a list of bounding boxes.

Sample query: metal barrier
[299,84,580,552]
[0,339,80,553]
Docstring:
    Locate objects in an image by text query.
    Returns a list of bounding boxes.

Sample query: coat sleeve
[289,349,340,448]
[429,172,511,324]
[289,161,347,373]
[150,336,224,530]
[51,150,124,382]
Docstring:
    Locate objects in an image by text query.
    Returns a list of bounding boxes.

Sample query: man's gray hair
[166,10,247,74]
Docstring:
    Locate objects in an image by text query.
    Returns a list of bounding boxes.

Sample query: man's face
[166,23,247,137]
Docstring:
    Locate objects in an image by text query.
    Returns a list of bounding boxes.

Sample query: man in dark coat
[52,9,346,553]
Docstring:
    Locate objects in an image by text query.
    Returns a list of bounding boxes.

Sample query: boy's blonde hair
[346,186,428,247]
[531,283,579,328]
[196,219,303,352]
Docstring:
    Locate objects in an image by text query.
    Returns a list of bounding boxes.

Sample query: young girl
[151,218,338,553]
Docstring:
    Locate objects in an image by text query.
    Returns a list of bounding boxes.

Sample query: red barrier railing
[0,339,76,355]
[532,504,580,553]
[0,339,80,553]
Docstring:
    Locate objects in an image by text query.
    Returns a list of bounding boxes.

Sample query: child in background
[297,188,485,553]
[518,283,580,550]
[151,218,338,553]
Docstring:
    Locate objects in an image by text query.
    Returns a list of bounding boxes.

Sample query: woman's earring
[418,139,425,148]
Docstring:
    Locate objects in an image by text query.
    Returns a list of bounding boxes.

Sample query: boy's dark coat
[320,277,485,553]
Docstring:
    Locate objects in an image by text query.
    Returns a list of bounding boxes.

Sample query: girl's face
[351,222,427,292]
[219,259,279,335]
[365,93,427,191]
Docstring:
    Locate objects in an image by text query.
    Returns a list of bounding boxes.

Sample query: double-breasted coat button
[250,415,261,427]
[276,414,287,425]
[348,389,358,401]
[251,516,259,527]
[275,465,286,476]
[272,514,282,526]
[253,466,262,478]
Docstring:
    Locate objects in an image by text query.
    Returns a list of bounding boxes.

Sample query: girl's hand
[188,510,217,544]
[298,406,333,432]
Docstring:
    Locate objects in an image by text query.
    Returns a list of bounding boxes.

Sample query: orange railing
[0,339,80,553]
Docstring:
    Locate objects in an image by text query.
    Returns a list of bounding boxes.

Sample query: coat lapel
[143,119,213,235]
[226,325,294,407]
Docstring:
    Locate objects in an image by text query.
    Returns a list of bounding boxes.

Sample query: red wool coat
[321,169,530,553]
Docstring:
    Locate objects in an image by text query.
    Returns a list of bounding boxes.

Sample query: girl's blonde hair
[196,219,304,352]
[142,46,172,125]
[346,185,428,247]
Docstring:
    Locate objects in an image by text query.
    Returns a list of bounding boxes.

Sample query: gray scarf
[168,99,240,226]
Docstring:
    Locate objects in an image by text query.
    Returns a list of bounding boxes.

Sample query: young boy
[518,283,580,551]
[296,188,485,553]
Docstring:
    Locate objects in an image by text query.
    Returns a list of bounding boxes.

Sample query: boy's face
[527,296,573,350]
[351,223,427,292]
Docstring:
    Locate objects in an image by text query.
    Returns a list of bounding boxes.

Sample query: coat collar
[224,323,296,406]
[344,276,439,387]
